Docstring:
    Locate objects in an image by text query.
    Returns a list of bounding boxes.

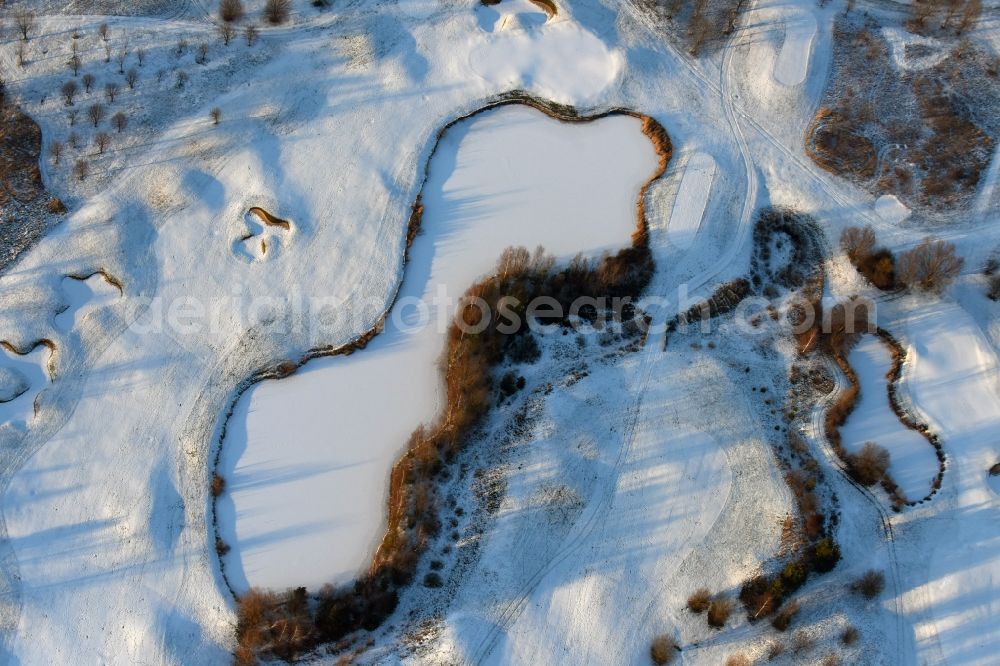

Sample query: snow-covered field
[0,0,998,663]
[218,105,657,593]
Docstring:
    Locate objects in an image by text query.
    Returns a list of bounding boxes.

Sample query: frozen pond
[217,104,659,592]
[840,335,938,501]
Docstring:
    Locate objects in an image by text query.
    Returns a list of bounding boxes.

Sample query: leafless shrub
[896,238,964,292]
[176,39,188,56]
[74,159,88,181]
[210,107,222,125]
[724,655,751,666]
[94,132,110,154]
[841,624,859,645]
[771,599,800,632]
[220,0,245,22]
[111,111,127,133]
[88,102,106,128]
[196,43,209,64]
[117,45,129,73]
[105,82,119,103]
[125,68,138,89]
[47,197,67,214]
[68,131,79,148]
[82,73,95,93]
[245,25,259,46]
[136,48,146,66]
[98,22,110,42]
[848,441,890,486]
[211,472,226,497]
[707,597,734,628]
[15,9,35,41]
[820,654,841,666]
[265,0,292,24]
[104,42,112,63]
[61,80,78,106]
[687,588,711,613]
[176,71,189,89]
[68,54,81,76]
[852,569,885,599]
[48,140,63,165]
[650,634,677,665]
[840,226,877,264]
[221,23,235,45]
[767,641,785,660]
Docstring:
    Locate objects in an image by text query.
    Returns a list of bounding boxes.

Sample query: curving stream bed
[215,103,660,592]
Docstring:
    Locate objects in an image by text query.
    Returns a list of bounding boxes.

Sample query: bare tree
[68,131,79,148]
[68,54,82,76]
[61,80,79,106]
[245,24,259,46]
[897,238,964,291]
[176,70,189,88]
[136,47,146,67]
[99,23,110,42]
[16,42,26,67]
[88,102,106,128]
[105,81,119,103]
[196,43,209,64]
[74,158,88,181]
[220,0,245,22]
[176,39,188,57]
[104,41,112,63]
[848,442,890,486]
[82,72,95,92]
[68,111,78,128]
[111,111,127,133]
[95,132,110,154]
[15,9,35,41]
[264,0,291,25]
[116,46,129,74]
[125,68,138,89]
[48,140,64,165]
[840,225,877,263]
[220,23,235,46]
[210,107,222,125]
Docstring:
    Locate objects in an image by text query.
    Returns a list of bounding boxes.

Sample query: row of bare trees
[220,0,291,25]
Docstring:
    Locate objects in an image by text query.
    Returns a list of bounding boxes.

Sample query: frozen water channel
[217,104,659,592]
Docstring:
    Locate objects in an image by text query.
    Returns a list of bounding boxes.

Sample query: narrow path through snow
[217,105,659,593]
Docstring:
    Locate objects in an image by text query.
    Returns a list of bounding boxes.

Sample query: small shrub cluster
[840,226,896,290]
[896,238,964,293]
[707,596,734,628]
[235,587,315,664]
[686,587,712,614]
[649,634,678,665]
[851,569,885,599]
[846,441,890,487]
[771,598,800,631]
[210,472,226,497]
[724,655,751,666]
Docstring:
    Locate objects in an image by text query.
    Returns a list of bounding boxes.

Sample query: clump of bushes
[235,587,315,664]
[649,634,678,665]
[851,569,885,599]
[707,596,735,628]
[771,598,800,631]
[840,225,896,290]
[687,587,712,613]
[847,441,890,487]
[211,472,226,497]
[841,625,860,646]
[896,238,964,292]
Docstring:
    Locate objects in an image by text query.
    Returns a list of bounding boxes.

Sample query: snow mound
[0,366,29,403]
[54,274,121,332]
[874,194,910,224]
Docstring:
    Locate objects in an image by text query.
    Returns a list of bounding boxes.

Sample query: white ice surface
[840,335,937,501]
[667,152,716,251]
[218,105,658,593]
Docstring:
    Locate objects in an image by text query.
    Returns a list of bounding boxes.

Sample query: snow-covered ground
[840,335,938,502]
[218,105,657,593]
[666,151,715,251]
[0,0,998,663]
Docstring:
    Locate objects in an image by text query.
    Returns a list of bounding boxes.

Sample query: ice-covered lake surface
[840,335,938,501]
[217,104,658,592]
